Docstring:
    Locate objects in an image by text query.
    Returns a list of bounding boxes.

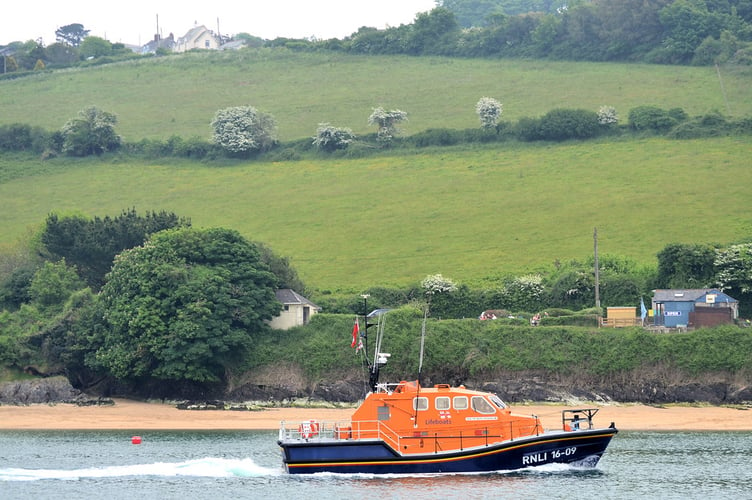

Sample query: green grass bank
[2,137,750,290]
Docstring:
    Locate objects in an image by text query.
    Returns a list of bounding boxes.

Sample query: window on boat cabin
[435,396,450,410]
[471,396,496,414]
[377,405,390,421]
[413,397,429,411]
[489,395,507,409]
[453,396,468,410]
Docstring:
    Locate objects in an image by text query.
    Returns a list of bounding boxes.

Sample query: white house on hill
[268,289,321,330]
[175,24,220,52]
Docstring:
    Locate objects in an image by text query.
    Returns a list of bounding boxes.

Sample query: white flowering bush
[715,243,752,293]
[211,106,277,154]
[503,274,545,312]
[421,274,458,296]
[598,105,619,126]
[61,106,121,156]
[312,123,355,152]
[368,107,408,145]
[476,97,502,129]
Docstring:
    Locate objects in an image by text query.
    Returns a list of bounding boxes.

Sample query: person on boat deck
[572,414,581,430]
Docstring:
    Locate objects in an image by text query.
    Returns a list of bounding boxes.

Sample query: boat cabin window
[471,396,496,414]
[377,405,390,421]
[489,395,507,409]
[435,396,450,410]
[453,396,468,410]
[413,397,429,411]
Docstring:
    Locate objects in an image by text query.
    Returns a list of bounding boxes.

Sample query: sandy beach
[0,399,749,431]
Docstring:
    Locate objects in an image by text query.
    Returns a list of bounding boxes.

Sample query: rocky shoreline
[0,377,114,406]
[2,374,750,407]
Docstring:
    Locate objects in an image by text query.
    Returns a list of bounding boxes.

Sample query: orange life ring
[299,420,320,439]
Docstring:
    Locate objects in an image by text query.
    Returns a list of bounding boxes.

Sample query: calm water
[1,430,750,499]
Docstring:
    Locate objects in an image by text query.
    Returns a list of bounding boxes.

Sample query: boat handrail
[561,408,599,431]
[280,417,544,449]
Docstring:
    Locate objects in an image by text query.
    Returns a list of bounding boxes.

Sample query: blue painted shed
[651,289,739,328]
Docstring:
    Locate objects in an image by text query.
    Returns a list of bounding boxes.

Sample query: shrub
[628,106,682,132]
[0,123,52,153]
[368,107,408,146]
[312,123,355,152]
[61,106,121,156]
[597,106,618,126]
[211,105,277,155]
[464,125,510,142]
[515,117,543,141]
[174,136,212,158]
[0,124,33,151]
[532,108,601,141]
[732,117,752,134]
[667,112,729,139]
[410,128,462,147]
[475,97,502,129]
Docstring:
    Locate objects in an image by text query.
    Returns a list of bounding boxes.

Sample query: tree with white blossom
[421,274,458,295]
[598,105,619,126]
[368,107,408,145]
[715,243,752,293]
[312,123,355,152]
[211,106,277,155]
[421,273,458,316]
[475,97,502,129]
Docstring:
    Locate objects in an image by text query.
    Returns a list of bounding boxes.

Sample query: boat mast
[417,307,427,384]
[361,294,385,392]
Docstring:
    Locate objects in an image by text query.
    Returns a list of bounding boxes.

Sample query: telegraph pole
[594,227,600,313]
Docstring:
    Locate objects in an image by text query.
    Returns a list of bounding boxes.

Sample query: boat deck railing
[279,418,545,454]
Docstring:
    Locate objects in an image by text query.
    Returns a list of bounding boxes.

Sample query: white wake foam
[0,457,280,481]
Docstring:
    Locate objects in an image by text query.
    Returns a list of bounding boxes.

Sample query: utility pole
[594,227,600,315]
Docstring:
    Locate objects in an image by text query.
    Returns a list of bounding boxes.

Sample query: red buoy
[131,436,142,444]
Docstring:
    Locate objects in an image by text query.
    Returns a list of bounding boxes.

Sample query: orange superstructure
[345,380,543,455]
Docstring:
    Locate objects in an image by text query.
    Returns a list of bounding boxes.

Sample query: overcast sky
[3,1,437,46]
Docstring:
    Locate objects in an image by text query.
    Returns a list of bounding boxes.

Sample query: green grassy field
[1,50,751,141]
[1,137,750,291]
[1,51,751,291]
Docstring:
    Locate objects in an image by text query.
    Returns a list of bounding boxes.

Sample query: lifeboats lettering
[425,419,452,425]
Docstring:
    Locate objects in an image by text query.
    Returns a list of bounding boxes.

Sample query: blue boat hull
[279,428,617,474]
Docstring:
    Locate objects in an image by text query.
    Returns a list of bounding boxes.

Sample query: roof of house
[275,289,321,310]
[653,288,737,303]
[220,40,246,50]
[141,34,175,54]
[178,25,215,45]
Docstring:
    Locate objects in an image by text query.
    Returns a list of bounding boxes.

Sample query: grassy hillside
[1,50,751,142]
[1,137,749,291]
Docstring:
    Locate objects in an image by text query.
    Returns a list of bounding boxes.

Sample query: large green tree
[406,7,460,55]
[79,36,113,59]
[55,23,90,47]
[714,242,752,315]
[655,242,717,289]
[60,105,121,156]
[41,209,190,290]
[95,227,281,385]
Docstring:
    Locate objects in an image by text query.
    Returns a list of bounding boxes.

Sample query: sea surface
[1,429,750,499]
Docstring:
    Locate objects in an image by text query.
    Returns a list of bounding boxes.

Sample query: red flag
[351,318,360,348]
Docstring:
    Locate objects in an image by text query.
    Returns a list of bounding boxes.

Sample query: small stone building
[268,289,321,330]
